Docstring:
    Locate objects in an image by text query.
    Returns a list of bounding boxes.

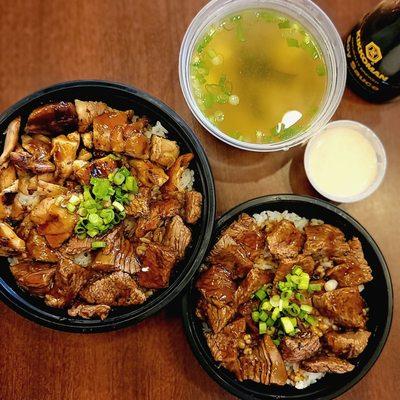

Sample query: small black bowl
[0,80,216,332]
[182,194,393,400]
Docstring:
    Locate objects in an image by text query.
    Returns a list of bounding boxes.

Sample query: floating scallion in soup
[190,9,327,144]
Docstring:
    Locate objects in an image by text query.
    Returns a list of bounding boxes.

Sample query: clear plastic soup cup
[304,120,387,203]
[179,0,346,152]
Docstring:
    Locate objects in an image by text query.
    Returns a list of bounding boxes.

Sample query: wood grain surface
[0,1,398,399]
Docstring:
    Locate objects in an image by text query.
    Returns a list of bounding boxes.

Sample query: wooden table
[0,0,398,399]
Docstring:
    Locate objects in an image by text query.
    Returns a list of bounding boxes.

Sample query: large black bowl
[0,80,216,332]
[182,194,393,400]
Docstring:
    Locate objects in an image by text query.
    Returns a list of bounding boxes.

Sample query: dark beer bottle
[346,1,400,102]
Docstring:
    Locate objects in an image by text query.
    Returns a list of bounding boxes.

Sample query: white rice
[179,168,195,191]
[253,210,309,231]
[144,121,168,138]
[72,252,93,268]
[7,257,19,266]
[285,362,326,389]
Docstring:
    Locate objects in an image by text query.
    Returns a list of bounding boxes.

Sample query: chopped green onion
[255,289,267,301]
[270,294,280,308]
[252,311,260,322]
[66,203,76,213]
[260,300,272,311]
[69,195,81,205]
[271,307,280,321]
[78,207,88,217]
[87,229,99,238]
[304,314,318,326]
[113,201,125,212]
[266,327,275,335]
[286,303,300,316]
[281,317,295,334]
[292,266,303,276]
[309,283,322,292]
[113,172,126,186]
[272,338,281,346]
[77,233,87,240]
[118,167,131,177]
[290,317,297,327]
[92,241,106,249]
[295,292,305,301]
[300,304,313,314]
[265,317,275,327]
[259,311,268,322]
[88,214,103,226]
[259,321,267,335]
[298,273,310,290]
[281,290,293,300]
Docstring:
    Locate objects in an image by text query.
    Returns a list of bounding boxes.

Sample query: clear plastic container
[179,0,346,152]
[304,120,387,203]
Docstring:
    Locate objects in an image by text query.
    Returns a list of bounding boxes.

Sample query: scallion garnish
[92,241,107,249]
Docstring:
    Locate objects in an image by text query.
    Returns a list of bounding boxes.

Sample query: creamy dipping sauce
[307,126,378,198]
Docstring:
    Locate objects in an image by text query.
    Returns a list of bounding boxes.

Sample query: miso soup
[190,9,327,144]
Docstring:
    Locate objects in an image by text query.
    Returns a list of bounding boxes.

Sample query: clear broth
[190,9,327,144]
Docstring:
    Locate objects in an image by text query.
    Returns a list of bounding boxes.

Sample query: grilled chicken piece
[209,235,253,279]
[26,229,58,262]
[21,134,52,161]
[80,271,146,306]
[163,153,194,192]
[45,258,89,308]
[162,215,191,259]
[327,238,373,287]
[304,224,350,259]
[0,222,26,256]
[125,186,150,217]
[274,255,315,286]
[25,102,78,135]
[130,159,169,187]
[10,148,55,174]
[197,299,236,333]
[93,111,129,152]
[81,132,93,149]
[36,179,68,197]
[205,318,246,379]
[0,164,17,191]
[235,268,273,306]
[30,197,77,248]
[197,265,236,308]
[74,156,117,185]
[149,135,179,168]
[51,131,80,180]
[124,121,150,159]
[266,220,304,259]
[184,191,202,224]
[301,355,355,374]
[280,332,321,362]
[313,287,367,329]
[261,335,288,385]
[135,197,181,237]
[222,214,265,260]
[68,303,111,320]
[74,100,112,132]
[10,261,57,296]
[324,330,371,359]
[0,195,11,220]
[0,117,20,166]
[137,242,178,289]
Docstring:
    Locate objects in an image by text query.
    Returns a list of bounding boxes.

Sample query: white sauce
[307,127,378,198]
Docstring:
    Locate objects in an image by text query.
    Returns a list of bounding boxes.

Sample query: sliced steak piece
[79,271,146,306]
[313,287,367,329]
[324,330,371,359]
[205,318,246,378]
[197,298,236,334]
[301,355,355,374]
[137,242,178,289]
[209,235,253,279]
[10,261,57,296]
[68,303,111,320]
[91,226,123,272]
[274,255,315,286]
[45,258,89,308]
[235,268,273,306]
[162,215,191,259]
[62,235,94,256]
[327,238,373,287]
[266,220,304,259]
[196,265,236,308]
[280,332,321,362]
[304,224,350,259]
[239,340,271,385]
[262,335,288,385]
[238,300,259,333]
[222,213,265,260]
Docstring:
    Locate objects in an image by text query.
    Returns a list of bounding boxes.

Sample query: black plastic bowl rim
[182,194,393,400]
[0,80,216,333]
